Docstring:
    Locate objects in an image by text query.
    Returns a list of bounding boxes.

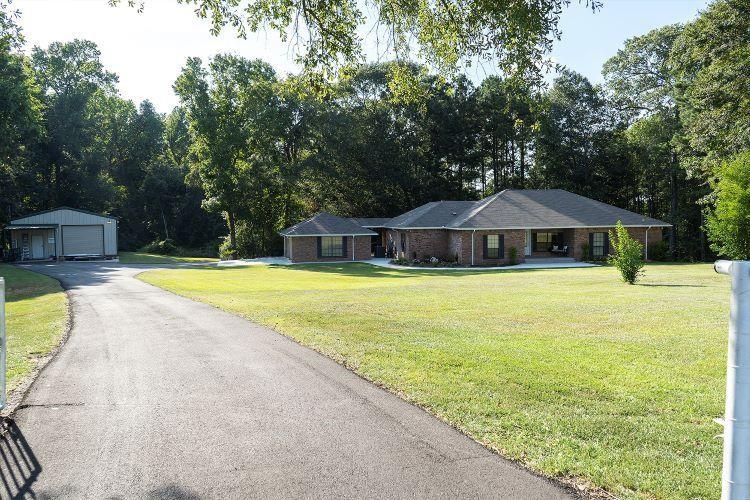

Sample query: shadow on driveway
[0,419,42,499]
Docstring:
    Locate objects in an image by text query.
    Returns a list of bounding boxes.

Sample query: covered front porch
[521,228,619,261]
[524,229,575,258]
[3,225,58,261]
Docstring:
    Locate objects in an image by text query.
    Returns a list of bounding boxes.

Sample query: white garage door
[62,225,104,256]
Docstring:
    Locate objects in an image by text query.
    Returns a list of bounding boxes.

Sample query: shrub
[508,246,518,265]
[608,221,645,284]
[648,240,669,261]
[581,242,590,261]
[706,152,750,259]
[390,257,462,268]
[140,239,177,255]
[219,239,237,260]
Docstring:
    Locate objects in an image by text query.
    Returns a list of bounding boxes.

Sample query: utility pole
[715,260,750,499]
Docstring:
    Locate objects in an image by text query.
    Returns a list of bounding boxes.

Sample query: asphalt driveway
[0,262,573,499]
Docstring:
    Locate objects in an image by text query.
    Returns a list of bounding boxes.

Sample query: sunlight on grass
[0,264,68,392]
[140,262,729,499]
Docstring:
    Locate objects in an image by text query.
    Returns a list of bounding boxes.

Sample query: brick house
[280,212,376,263]
[280,189,670,265]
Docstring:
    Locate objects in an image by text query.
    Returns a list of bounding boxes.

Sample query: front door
[524,229,532,256]
[31,234,44,259]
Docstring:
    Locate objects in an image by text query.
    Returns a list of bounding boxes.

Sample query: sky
[16,0,710,113]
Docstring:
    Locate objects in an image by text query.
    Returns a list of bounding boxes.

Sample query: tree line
[1,0,747,259]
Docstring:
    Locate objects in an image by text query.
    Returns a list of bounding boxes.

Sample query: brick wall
[449,230,526,266]
[408,230,451,260]
[569,227,664,260]
[288,236,372,263]
[383,226,665,264]
[386,229,451,260]
[354,236,371,261]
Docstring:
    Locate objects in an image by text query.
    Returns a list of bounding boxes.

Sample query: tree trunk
[54,161,61,205]
[699,209,707,261]
[669,153,678,257]
[669,107,680,258]
[480,145,486,195]
[227,209,237,259]
[457,163,463,196]
[161,209,170,240]
[492,136,499,192]
[282,190,292,229]
[519,140,526,188]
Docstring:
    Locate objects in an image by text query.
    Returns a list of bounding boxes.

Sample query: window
[486,234,500,259]
[320,236,344,257]
[592,232,606,257]
[484,234,504,259]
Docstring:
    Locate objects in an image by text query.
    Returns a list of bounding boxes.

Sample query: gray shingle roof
[450,189,670,229]
[386,201,476,228]
[349,217,392,227]
[279,212,377,236]
[384,190,670,229]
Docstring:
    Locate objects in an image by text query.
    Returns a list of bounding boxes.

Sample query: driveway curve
[1,262,573,499]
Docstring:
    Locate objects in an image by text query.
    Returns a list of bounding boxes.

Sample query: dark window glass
[486,234,500,258]
[592,232,606,257]
[321,236,344,257]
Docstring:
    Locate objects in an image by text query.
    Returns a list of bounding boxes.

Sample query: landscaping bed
[390,257,465,267]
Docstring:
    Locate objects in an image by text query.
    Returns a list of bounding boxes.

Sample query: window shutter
[588,233,594,259]
[317,237,322,258]
[482,235,488,258]
[342,236,348,258]
[604,232,610,255]
[499,234,505,259]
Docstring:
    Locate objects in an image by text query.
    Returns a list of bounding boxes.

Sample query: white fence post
[715,260,750,499]
[0,277,5,411]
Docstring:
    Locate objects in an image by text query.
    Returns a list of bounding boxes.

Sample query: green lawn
[140,262,729,498]
[118,251,218,264]
[0,264,68,392]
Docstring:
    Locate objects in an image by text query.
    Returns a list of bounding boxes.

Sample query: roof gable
[450,189,670,229]
[349,217,392,227]
[11,206,118,225]
[280,212,377,236]
[387,201,477,228]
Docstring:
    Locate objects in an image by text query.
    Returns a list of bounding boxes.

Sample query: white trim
[280,233,376,237]
[384,224,671,230]
[471,229,476,266]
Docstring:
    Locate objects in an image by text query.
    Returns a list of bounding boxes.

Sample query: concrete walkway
[220,256,598,271]
[365,258,598,271]
[1,262,573,499]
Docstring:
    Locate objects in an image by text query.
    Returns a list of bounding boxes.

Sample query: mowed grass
[118,252,218,264]
[140,263,729,498]
[0,264,68,392]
